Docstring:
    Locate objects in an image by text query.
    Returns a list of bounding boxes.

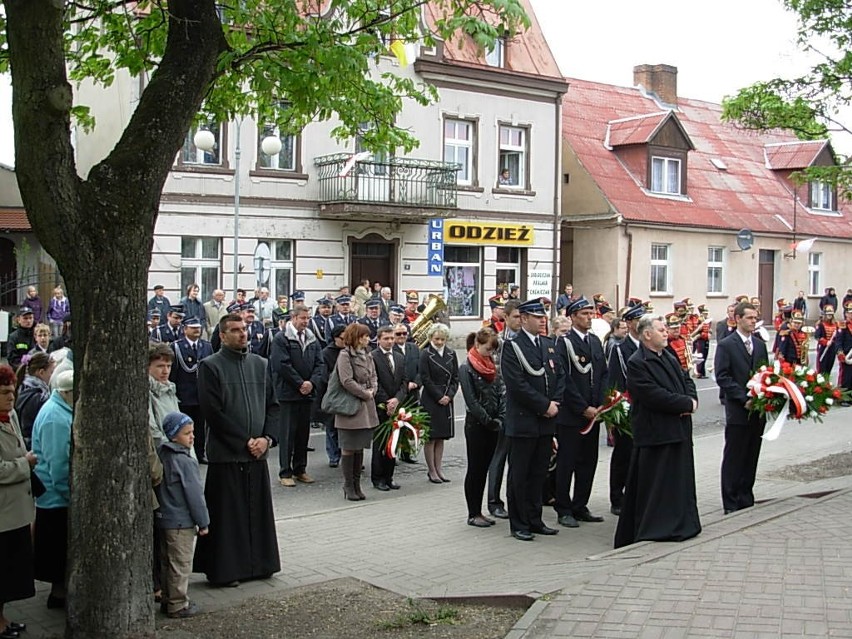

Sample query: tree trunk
[4,1,227,636]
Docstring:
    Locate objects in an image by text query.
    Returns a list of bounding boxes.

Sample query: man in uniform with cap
[358,298,387,350]
[387,304,406,329]
[606,303,643,516]
[554,296,609,528]
[404,291,420,325]
[148,285,171,317]
[310,298,334,350]
[329,295,355,332]
[776,310,808,365]
[692,304,712,378]
[148,308,162,341]
[6,306,36,368]
[501,299,564,541]
[665,313,689,372]
[815,305,839,377]
[242,304,267,356]
[155,305,186,344]
[836,303,852,399]
[484,295,506,334]
[169,316,214,462]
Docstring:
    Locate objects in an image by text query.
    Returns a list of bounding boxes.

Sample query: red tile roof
[0,209,30,231]
[764,140,828,170]
[606,112,670,147]
[562,79,850,238]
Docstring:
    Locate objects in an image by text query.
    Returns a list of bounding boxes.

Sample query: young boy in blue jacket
[155,412,210,618]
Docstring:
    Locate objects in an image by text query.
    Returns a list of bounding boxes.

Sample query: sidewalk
[9,406,852,637]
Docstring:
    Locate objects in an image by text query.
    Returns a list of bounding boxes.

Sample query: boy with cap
[155,412,210,619]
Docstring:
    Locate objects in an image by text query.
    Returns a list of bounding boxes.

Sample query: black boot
[341,456,359,501]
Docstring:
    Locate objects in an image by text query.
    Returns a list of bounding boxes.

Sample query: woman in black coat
[419,323,459,484]
[459,328,505,527]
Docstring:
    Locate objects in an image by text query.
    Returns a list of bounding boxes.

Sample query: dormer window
[650,156,681,195]
[809,180,835,211]
[485,36,506,68]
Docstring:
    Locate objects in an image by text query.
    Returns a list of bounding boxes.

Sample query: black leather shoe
[511,530,534,541]
[557,513,579,528]
[427,474,443,484]
[610,506,622,516]
[373,482,390,491]
[400,454,417,464]
[574,510,604,523]
[0,628,20,639]
[530,525,559,535]
[387,481,401,490]
[467,516,492,528]
[7,623,25,633]
[489,506,509,519]
[724,508,736,514]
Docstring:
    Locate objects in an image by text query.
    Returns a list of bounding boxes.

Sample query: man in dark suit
[606,303,644,516]
[169,316,214,461]
[554,297,609,528]
[715,301,769,514]
[500,299,565,541]
[614,314,701,548]
[371,326,409,490]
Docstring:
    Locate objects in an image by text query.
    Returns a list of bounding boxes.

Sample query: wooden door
[758,249,775,323]
[349,234,396,297]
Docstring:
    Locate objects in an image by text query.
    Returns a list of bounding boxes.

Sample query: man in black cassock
[194,313,280,586]
[614,314,701,548]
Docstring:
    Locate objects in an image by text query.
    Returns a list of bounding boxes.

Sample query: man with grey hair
[203,289,227,339]
[614,314,700,548]
[253,287,277,326]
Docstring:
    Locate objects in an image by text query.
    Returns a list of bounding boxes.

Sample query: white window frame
[257,107,298,172]
[443,118,475,186]
[181,121,223,166]
[485,36,505,68]
[181,237,221,300]
[808,252,822,296]
[650,156,681,195]
[495,247,523,297]
[498,125,527,189]
[706,246,724,294]
[443,246,482,318]
[268,240,294,299]
[650,243,671,294]
[810,180,834,211]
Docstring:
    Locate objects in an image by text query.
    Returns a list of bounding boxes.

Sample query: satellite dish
[253,242,272,286]
[736,229,754,251]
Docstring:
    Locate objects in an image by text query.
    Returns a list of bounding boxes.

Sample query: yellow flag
[389,40,408,68]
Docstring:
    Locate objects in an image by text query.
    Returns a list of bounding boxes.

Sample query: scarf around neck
[468,347,496,383]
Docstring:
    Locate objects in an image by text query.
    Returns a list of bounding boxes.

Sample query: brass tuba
[410,294,447,348]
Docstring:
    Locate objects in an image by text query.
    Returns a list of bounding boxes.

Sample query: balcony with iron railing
[314,153,460,219]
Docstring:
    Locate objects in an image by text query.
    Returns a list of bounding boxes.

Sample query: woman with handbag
[459,329,505,528]
[419,323,459,484]
[333,323,379,501]
[0,364,37,638]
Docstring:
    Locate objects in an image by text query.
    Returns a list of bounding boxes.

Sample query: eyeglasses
[394,332,407,336]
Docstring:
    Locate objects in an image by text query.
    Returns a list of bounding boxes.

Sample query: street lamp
[194,121,283,298]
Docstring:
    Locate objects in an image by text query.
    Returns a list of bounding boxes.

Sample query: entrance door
[349,234,396,297]
[758,249,776,323]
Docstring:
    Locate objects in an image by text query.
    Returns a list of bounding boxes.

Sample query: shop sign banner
[444,221,534,246]
[428,219,444,276]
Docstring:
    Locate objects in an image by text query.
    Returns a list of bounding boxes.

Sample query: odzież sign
[444,221,534,246]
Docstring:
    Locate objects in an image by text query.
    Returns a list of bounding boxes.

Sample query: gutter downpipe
[551,93,563,317]
[623,222,633,305]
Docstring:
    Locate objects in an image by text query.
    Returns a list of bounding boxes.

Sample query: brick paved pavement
[8,405,852,637]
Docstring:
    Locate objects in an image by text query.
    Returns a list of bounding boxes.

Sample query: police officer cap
[149,308,161,319]
[290,290,306,302]
[316,297,333,307]
[365,298,382,309]
[389,304,405,314]
[598,304,613,315]
[335,295,352,305]
[241,302,255,313]
[622,305,645,321]
[16,306,34,316]
[169,304,186,317]
[517,299,547,317]
[226,301,241,313]
[565,296,594,316]
[272,307,290,323]
[181,316,202,328]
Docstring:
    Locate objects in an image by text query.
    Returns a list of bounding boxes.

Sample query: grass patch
[378,598,461,629]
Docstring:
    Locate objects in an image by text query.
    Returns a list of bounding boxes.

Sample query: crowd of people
[3,277,852,636]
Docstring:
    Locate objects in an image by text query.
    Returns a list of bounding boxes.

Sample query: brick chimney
[633,64,678,106]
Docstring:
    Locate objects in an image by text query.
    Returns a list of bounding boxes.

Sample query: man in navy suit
[169,316,214,461]
[606,303,644,516]
[554,297,609,528]
[500,299,565,541]
[371,326,408,490]
[714,301,769,514]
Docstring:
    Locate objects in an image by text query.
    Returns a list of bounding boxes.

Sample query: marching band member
[665,313,689,372]
[815,305,839,377]
[835,303,852,401]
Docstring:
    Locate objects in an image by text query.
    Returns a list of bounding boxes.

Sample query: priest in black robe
[194,313,280,585]
[614,314,701,549]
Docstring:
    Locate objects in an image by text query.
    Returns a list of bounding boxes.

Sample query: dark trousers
[816,344,837,376]
[609,427,633,509]
[506,435,551,534]
[487,430,509,512]
[554,423,600,516]
[371,431,396,485]
[278,401,312,477]
[721,416,765,512]
[694,338,709,377]
[464,421,499,518]
[182,404,206,462]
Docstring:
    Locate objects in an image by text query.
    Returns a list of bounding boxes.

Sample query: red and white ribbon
[580,390,625,435]
[746,369,807,441]
[385,409,421,459]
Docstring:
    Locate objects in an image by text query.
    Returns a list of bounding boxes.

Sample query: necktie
[298,331,305,347]
[191,342,197,356]
[745,338,753,356]
[534,336,540,349]
[386,350,395,373]
[583,334,589,346]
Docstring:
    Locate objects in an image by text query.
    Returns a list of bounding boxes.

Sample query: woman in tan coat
[0,364,37,637]
[334,323,379,501]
